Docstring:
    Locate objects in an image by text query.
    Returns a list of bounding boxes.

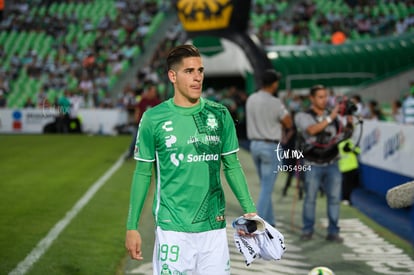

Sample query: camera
[337,96,357,115]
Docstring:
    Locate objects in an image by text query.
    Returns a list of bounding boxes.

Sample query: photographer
[294,85,353,242]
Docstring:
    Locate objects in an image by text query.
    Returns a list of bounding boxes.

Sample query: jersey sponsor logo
[204,135,220,143]
[170,153,184,167]
[162,121,173,132]
[187,135,221,144]
[170,152,220,166]
[187,153,219,162]
[165,135,177,148]
[206,113,218,130]
[187,136,198,144]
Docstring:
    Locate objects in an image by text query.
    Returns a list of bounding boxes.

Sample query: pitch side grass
[0,134,132,275]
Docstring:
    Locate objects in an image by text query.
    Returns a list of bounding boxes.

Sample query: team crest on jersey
[206,114,218,130]
[160,263,172,274]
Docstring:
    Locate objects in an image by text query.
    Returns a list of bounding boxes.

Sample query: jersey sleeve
[134,111,156,162]
[221,108,239,155]
[126,161,153,230]
[222,153,256,213]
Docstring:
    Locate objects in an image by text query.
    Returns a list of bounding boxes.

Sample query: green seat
[0,31,7,44]
[121,60,130,72]
[108,75,118,89]
[49,2,58,14]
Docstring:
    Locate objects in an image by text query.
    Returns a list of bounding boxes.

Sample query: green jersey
[134,98,240,232]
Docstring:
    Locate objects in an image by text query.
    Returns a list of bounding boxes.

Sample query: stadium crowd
[1,0,413,129]
[251,0,414,46]
[0,0,166,109]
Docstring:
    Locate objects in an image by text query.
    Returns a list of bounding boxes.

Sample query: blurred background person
[246,69,292,226]
[125,83,161,159]
[338,138,361,205]
[295,85,353,242]
[403,85,414,124]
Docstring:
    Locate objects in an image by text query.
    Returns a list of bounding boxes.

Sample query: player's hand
[243,212,257,218]
[125,230,143,261]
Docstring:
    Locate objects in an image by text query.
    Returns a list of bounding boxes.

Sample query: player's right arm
[125,111,155,261]
[125,160,153,260]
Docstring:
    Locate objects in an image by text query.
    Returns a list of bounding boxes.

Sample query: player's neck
[173,95,200,107]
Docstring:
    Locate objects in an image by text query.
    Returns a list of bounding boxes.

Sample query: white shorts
[152,227,231,275]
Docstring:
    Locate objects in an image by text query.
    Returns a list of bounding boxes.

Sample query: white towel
[232,216,286,266]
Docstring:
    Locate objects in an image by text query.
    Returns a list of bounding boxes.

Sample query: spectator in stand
[366,100,385,121]
[82,52,96,77]
[0,75,8,96]
[402,84,414,124]
[0,90,6,107]
[395,18,407,35]
[117,83,137,111]
[37,86,48,108]
[392,100,403,123]
[0,0,4,22]
[78,73,95,107]
[56,90,71,133]
[327,88,336,109]
[350,94,369,118]
[220,85,247,131]
[251,0,407,46]
[24,98,36,108]
[0,45,5,60]
[331,29,347,45]
[95,70,110,93]
[100,93,114,109]
[69,90,84,120]
[10,53,22,80]
[125,84,161,159]
[111,54,124,76]
[1,0,166,111]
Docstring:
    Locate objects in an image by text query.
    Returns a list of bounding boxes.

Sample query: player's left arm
[222,153,257,214]
[220,107,256,214]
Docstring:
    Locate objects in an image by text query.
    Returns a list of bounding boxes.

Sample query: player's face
[311,88,328,111]
[169,57,204,106]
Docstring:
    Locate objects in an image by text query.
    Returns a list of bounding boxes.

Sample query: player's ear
[168,70,176,84]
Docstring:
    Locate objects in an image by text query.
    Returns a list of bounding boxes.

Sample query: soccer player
[125,44,257,275]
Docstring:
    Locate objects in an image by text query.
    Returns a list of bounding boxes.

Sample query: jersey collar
[167,97,205,115]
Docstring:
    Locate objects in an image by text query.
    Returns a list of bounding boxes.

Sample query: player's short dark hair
[261,69,281,87]
[309,84,326,96]
[167,44,201,71]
